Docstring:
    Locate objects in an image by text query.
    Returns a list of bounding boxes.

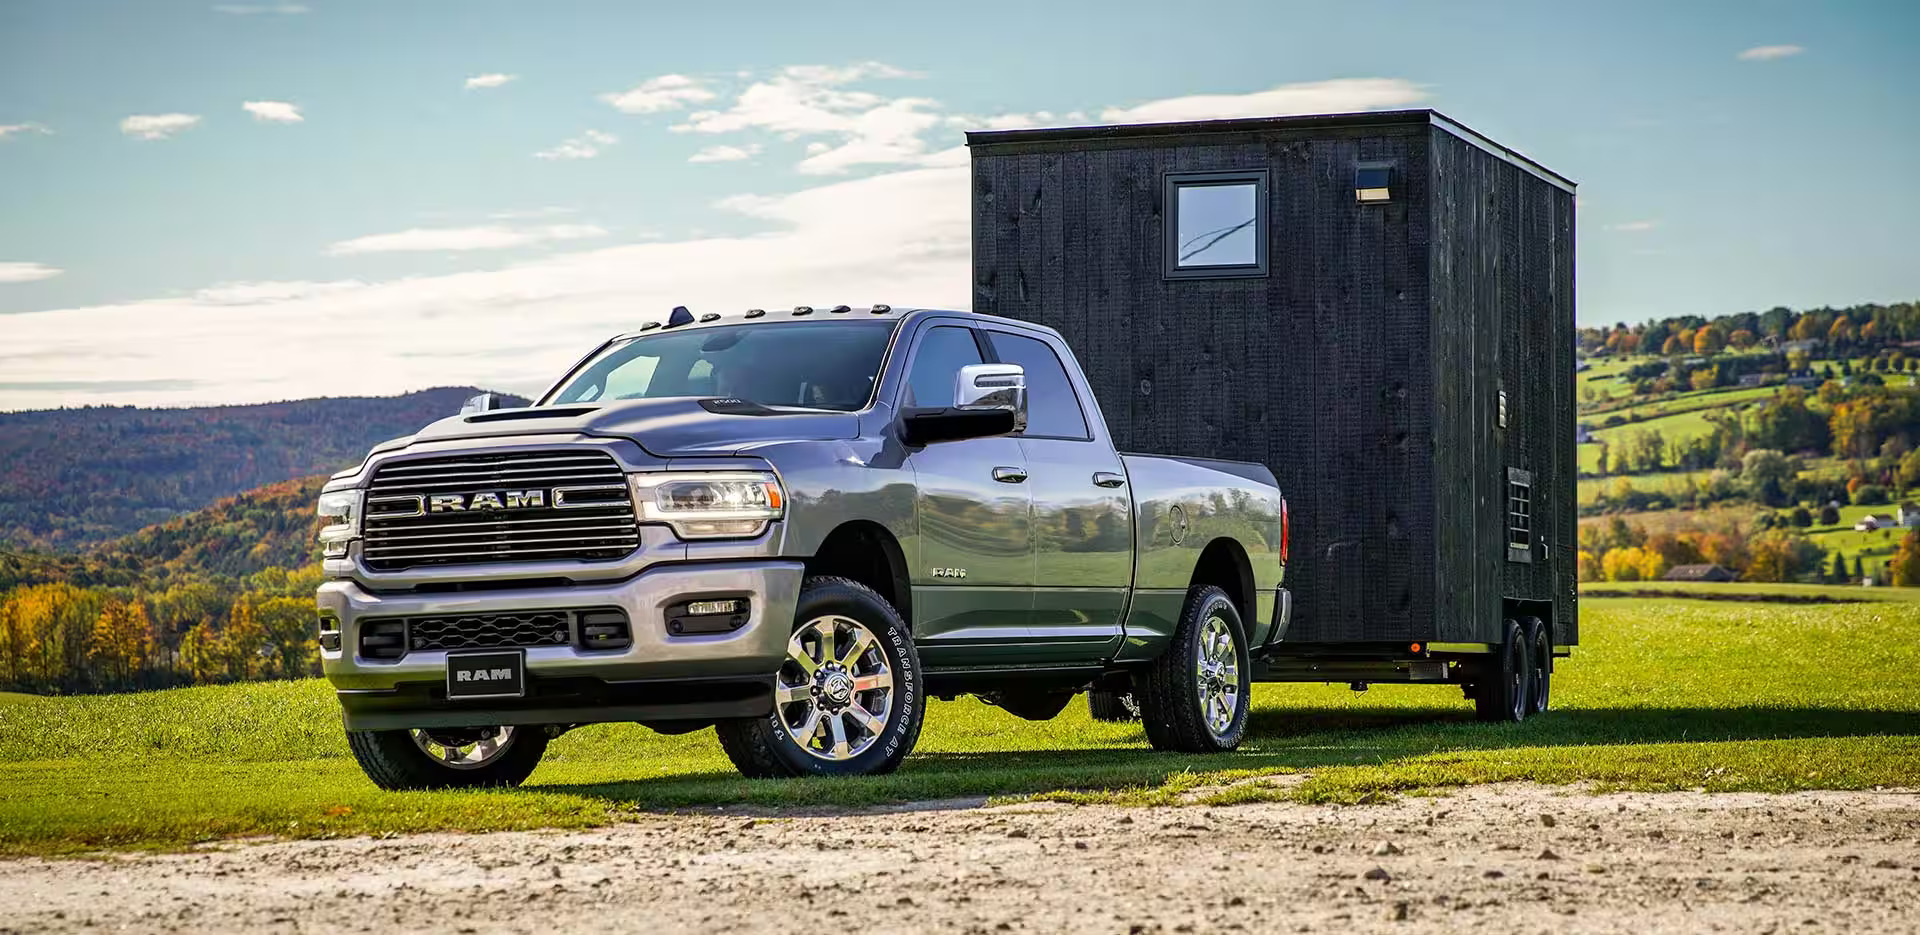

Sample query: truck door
[983,328,1131,663]
[901,323,1036,666]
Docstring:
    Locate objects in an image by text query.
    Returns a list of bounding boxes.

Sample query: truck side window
[905,326,983,407]
[987,331,1089,440]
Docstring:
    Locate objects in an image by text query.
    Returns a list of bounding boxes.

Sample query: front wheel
[1138,585,1251,753]
[715,577,925,778]
[346,725,549,790]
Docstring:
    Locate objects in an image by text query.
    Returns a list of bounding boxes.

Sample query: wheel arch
[804,520,913,627]
[1189,536,1256,624]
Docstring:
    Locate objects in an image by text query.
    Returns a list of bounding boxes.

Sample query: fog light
[686,599,745,616]
[665,597,751,636]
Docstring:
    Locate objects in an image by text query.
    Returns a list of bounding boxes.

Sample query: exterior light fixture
[1354,164,1393,203]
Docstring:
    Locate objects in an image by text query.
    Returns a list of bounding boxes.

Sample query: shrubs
[1853,484,1891,506]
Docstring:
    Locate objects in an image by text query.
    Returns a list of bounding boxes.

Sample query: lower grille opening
[356,608,631,658]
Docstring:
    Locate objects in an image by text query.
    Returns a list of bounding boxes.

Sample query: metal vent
[356,608,632,658]
[362,450,638,571]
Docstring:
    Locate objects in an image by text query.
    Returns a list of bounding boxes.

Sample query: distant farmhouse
[1899,502,1920,528]
[1664,564,1737,583]
[1855,513,1900,532]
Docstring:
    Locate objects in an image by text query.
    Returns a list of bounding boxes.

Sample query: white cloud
[465,73,516,90]
[534,129,617,161]
[1099,78,1427,123]
[0,123,52,140]
[241,100,303,123]
[670,62,940,175]
[1738,44,1805,61]
[600,74,716,114]
[0,262,63,284]
[0,164,969,409]
[688,143,763,163]
[119,113,202,141]
[325,224,609,255]
[211,3,307,13]
[1606,220,1659,233]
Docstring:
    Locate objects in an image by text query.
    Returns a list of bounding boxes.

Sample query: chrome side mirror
[955,363,1027,435]
[460,392,503,416]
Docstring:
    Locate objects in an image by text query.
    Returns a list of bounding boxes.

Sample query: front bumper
[318,560,804,731]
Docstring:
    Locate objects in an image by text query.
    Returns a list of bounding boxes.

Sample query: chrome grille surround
[361,450,638,571]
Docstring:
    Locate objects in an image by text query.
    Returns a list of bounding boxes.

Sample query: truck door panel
[985,329,1130,663]
[901,324,1036,665]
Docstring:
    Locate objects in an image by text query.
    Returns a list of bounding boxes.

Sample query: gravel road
[4,784,1917,934]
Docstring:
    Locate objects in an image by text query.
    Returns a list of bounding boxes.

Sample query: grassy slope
[3,596,1917,855]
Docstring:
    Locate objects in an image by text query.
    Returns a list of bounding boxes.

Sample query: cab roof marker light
[792,306,814,315]
[699,313,721,322]
[870,304,891,314]
[745,308,766,318]
[638,321,662,331]
[829,304,851,314]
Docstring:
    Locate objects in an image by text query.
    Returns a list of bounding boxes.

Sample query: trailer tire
[346,725,549,790]
[1088,690,1140,722]
[715,576,924,778]
[1139,585,1250,753]
[1523,616,1551,716]
[1472,619,1529,723]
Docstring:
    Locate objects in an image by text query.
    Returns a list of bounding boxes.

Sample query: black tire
[1472,618,1529,723]
[1137,585,1251,753]
[1088,689,1139,722]
[346,725,549,790]
[1523,616,1551,716]
[715,576,925,778]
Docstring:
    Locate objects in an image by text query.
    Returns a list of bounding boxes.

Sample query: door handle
[1093,472,1127,488]
[992,466,1028,484]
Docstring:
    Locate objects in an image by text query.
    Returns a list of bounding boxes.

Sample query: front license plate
[446,650,526,700]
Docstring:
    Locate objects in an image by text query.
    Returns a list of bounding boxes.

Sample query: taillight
[1280,498,1290,566]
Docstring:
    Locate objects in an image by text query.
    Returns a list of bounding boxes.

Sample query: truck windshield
[547,320,897,411]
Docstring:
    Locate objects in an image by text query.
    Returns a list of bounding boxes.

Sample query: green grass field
[3,593,1916,857]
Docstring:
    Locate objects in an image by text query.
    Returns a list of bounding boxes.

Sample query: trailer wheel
[1138,585,1250,752]
[1472,619,1528,723]
[1088,689,1140,722]
[1523,616,1551,716]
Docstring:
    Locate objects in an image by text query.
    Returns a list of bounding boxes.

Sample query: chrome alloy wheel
[1194,613,1241,738]
[410,726,517,769]
[775,615,895,761]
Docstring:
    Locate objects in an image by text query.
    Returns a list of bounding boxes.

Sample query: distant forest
[0,387,523,551]
[1578,300,1920,359]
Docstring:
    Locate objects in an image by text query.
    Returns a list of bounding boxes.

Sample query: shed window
[1507,468,1534,563]
[1164,170,1268,279]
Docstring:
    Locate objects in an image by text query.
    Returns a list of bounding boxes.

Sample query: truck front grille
[362,450,638,572]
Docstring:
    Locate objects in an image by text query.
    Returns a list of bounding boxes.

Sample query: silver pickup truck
[316,305,1288,788]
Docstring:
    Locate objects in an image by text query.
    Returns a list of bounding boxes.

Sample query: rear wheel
[1138,585,1250,753]
[715,577,925,778]
[1472,619,1529,723]
[1523,616,1551,716]
[346,725,549,790]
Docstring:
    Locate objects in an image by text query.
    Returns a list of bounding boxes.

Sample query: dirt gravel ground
[4,784,1918,934]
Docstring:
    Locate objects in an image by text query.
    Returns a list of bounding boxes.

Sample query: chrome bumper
[317,560,804,730]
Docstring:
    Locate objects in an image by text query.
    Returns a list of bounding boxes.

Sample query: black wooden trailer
[967,109,1576,719]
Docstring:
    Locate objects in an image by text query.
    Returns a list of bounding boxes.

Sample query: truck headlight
[628,472,785,540]
[317,489,362,558]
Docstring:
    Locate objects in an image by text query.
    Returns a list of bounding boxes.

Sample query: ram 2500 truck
[316,305,1287,788]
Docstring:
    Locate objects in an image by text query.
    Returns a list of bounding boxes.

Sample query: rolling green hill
[0,387,524,552]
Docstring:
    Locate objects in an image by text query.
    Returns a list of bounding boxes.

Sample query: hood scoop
[464,406,599,423]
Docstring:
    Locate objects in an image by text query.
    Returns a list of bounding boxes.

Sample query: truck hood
[402,397,862,457]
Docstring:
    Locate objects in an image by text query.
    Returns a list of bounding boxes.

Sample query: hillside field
[2,591,1915,856]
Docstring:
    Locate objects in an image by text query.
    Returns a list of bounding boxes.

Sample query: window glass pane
[988,331,1088,439]
[550,320,894,410]
[906,326,983,407]
[1175,182,1258,267]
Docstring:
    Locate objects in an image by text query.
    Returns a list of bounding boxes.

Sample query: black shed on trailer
[966,109,1577,656]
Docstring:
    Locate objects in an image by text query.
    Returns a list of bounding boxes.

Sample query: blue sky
[0,0,1915,409]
